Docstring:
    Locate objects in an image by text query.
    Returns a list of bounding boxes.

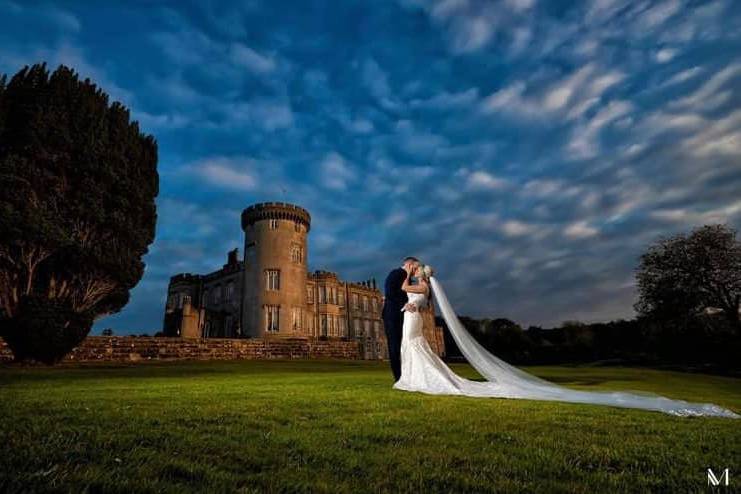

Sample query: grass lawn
[0,359,739,493]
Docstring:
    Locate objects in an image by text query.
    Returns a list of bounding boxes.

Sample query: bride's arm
[402,273,428,294]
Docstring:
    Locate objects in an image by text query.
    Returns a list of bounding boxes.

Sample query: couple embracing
[379,256,738,418]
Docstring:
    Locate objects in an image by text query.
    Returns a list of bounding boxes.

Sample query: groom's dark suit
[382,267,408,382]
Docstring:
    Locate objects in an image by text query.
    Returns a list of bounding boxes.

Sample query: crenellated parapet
[241,202,311,232]
[310,270,339,281]
[170,273,202,284]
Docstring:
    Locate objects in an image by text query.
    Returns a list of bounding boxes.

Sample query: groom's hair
[403,256,419,263]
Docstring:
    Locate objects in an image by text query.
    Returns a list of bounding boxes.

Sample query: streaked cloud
[0,0,737,333]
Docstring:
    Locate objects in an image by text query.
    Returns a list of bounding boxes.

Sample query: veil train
[429,276,739,418]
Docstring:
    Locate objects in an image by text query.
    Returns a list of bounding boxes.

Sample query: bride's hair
[417,263,434,280]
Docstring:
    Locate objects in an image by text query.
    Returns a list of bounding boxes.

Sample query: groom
[382,256,420,382]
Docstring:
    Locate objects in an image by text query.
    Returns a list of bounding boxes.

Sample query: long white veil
[429,276,739,418]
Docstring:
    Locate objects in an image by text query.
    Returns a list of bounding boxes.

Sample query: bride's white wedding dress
[393,277,739,418]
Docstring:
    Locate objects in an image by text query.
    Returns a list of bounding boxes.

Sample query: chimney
[227,248,238,266]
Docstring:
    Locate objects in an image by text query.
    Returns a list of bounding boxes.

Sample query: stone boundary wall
[0,336,365,364]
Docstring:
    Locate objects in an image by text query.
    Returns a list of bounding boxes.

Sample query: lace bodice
[407,291,428,309]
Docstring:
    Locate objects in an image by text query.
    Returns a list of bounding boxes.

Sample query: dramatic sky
[1,1,740,333]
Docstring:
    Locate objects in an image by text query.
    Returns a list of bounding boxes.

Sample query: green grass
[0,360,739,493]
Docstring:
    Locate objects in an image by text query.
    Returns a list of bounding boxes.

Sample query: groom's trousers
[382,305,403,382]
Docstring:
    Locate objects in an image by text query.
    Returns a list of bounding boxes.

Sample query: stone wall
[0,335,364,364]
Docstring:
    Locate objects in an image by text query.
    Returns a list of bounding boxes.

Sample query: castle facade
[162,202,445,360]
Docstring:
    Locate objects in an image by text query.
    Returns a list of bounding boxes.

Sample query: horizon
[0,0,739,334]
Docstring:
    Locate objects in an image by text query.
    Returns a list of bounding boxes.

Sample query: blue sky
[1,0,740,333]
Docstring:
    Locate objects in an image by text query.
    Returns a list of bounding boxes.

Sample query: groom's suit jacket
[383,267,408,314]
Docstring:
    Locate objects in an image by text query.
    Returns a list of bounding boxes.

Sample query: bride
[392,263,739,418]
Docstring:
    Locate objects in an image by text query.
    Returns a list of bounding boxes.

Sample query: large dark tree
[634,224,741,331]
[0,62,158,363]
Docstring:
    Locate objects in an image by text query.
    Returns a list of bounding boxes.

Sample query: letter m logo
[707,468,730,486]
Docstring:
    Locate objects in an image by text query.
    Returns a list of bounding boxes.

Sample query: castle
[162,202,445,360]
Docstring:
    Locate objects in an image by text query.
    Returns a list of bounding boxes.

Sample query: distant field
[0,360,739,493]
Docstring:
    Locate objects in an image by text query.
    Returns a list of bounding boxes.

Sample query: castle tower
[240,202,311,337]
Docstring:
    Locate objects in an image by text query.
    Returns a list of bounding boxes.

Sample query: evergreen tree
[0,62,158,363]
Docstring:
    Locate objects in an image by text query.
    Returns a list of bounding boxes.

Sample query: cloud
[229,43,275,73]
[132,109,191,130]
[44,6,81,32]
[41,0,736,333]
[670,62,741,111]
[320,152,356,190]
[638,0,682,30]
[651,200,741,225]
[501,219,537,237]
[564,221,599,238]
[683,109,741,157]
[465,170,508,190]
[655,47,677,63]
[181,156,259,190]
[660,66,702,87]
[481,63,625,122]
[481,81,541,118]
[409,87,479,110]
[0,2,81,33]
[362,58,400,109]
[393,119,450,156]
[568,100,634,159]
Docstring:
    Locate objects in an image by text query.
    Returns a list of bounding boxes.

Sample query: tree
[0,62,159,363]
[635,224,741,331]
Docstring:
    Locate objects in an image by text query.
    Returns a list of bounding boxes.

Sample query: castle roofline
[241,202,311,232]
[310,270,338,280]
[169,273,202,284]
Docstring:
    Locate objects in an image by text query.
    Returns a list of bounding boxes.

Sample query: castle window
[294,221,302,232]
[292,307,302,330]
[269,219,279,230]
[339,316,346,337]
[265,305,280,332]
[291,243,303,264]
[213,285,222,304]
[265,270,280,291]
[329,315,334,335]
[338,291,345,307]
[307,286,314,303]
[319,285,326,304]
[321,316,328,336]
[352,293,359,310]
[372,297,378,313]
[364,319,371,337]
[374,321,380,339]
[354,318,361,337]
[226,282,234,302]
[362,296,369,312]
